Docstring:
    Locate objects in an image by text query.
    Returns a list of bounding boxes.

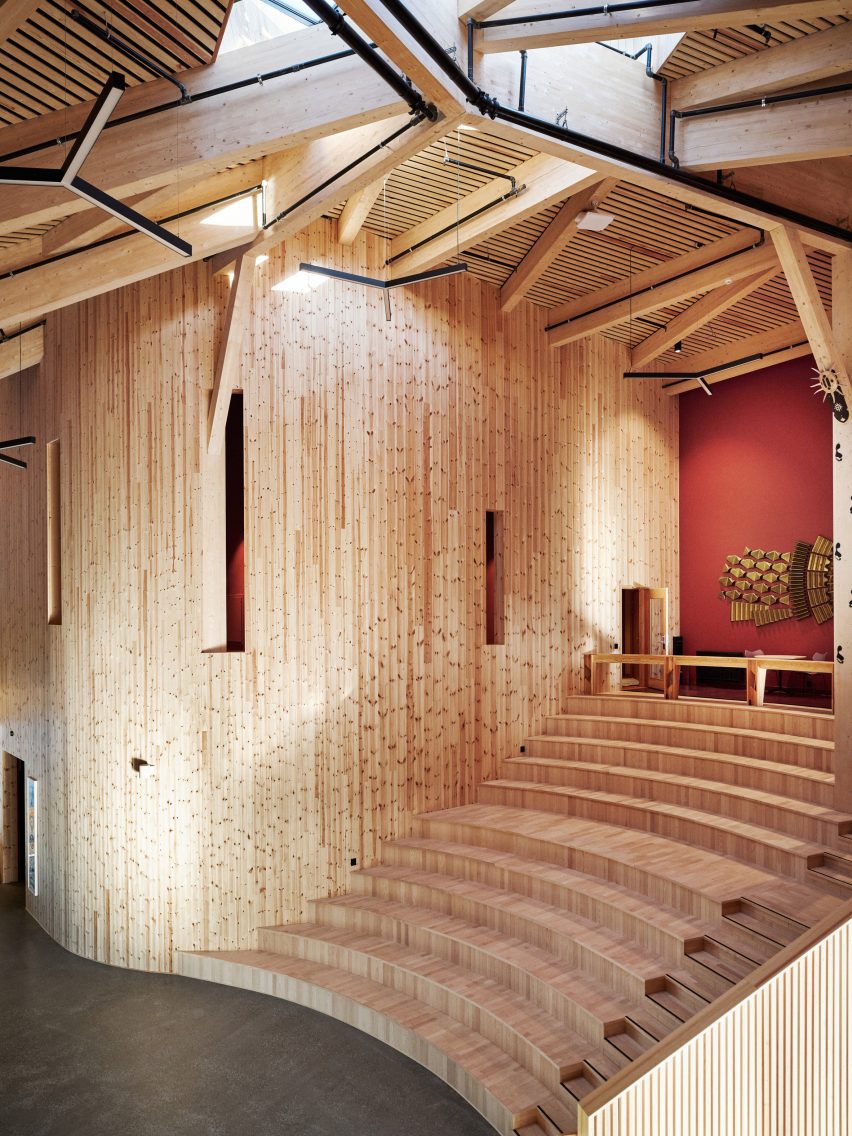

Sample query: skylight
[219,0,320,55]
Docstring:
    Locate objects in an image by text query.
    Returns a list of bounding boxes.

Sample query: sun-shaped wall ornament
[811,365,849,423]
[719,538,833,627]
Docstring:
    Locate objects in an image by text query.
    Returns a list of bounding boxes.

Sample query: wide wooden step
[519,735,834,805]
[477,780,830,883]
[559,695,833,743]
[382,836,707,961]
[503,757,851,847]
[345,863,670,1001]
[255,922,595,1093]
[723,897,810,947]
[544,713,832,770]
[296,892,635,1044]
[178,949,579,1136]
[415,804,777,922]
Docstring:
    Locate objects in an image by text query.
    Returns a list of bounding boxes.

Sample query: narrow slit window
[47,439,61,625]
[225,393,245,651]
[486,510,504,645]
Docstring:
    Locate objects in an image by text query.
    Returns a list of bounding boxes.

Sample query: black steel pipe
[71,9,191,102]
[623,341,809,383]
[545,234,764,332]
[444,154,517,191]
[372,0,852,245]
[474,0,703,29]
[300,0,437,119]
[668,81,852,168]
[596,42,668,166]
[385,186,525,264]
[0,319,46,343]
[518,50,528,112]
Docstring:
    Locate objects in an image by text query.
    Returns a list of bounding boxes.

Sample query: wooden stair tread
[522,735,833,784]
[505,757,849,826]
[387,835,707,944]
[309,891,635,1022]
[481,781,828,857]
[417,803,774,902]
[187,949,561,1117]
[739,881,840,928]
[349,863,669,983]
[545,713,833,754]
[259,922,595,1069]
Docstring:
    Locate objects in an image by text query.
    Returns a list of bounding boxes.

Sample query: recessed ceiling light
[576,209,615,232]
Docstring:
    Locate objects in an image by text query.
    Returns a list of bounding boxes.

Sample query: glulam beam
[387,154,600,276]
[630,265,780,367]
[0,0,36,46]
[677,90,852,170]
[0,25,407,240]
[772,225,851,399]
[208,254,253,455]
[0,323,43,379]
[474,0,852,51]
[338,180,386,245]
[499,178,617,312]
[671,22,852,110]
[547,240,778,347]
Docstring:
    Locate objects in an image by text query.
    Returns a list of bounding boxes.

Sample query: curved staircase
[179,696,850,1136]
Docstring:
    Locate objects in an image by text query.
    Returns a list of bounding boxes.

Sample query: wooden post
[583,652,594,695]
[834,251,852,811]
[664,656,680,700]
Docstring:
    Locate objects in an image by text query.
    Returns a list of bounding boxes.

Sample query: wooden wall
[0,220,678,971]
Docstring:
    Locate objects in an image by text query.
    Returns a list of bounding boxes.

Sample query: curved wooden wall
[0,220,678,971]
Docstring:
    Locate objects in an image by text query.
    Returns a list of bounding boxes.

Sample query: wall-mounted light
[576,209,615,232]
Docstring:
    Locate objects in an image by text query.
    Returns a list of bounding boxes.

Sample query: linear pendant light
[0,436,36,470]
[294,262,468,290]
[0,74,191,258]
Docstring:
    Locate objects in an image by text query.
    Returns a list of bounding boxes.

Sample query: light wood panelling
[0,218,679,971]
[579,901,852,1136]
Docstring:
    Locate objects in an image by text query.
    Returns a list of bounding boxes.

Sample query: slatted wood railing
[585,652,835,708]
[577,898,852,1135]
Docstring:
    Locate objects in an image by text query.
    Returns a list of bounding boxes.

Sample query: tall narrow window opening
[486,510,505,645]
[47,439,61,625]
[225,393,245,651]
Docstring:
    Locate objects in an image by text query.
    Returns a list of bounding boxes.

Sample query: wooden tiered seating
[179,695,849,1136]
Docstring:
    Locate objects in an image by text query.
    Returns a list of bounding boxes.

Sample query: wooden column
[834,251,852,811]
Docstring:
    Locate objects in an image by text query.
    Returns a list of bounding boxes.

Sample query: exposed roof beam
[656,319,809,393]
[677,90,852,170]
[772,225,851,399]
[547,240,778,347]
[499,177,617,312]
[338,180,386,245]
[630,265,780,366]
[248,111,458,260]
[0,201,258,329]
[0,25,407,240]
[482,117,851,255]
[0,0,36,46]
[724,160,851,236]
[547,228,759,327]
[474,0,852,51]
[0,323,43,379]
[209,254,254,455]
[387,154,600,276]
[671,22,852,110]
[337,0,465,112]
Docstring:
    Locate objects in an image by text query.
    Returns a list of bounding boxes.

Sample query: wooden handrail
[586,652,834,708]
[578,897,852,1126]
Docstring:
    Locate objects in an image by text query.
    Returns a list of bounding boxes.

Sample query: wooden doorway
[1,752,24,884]
[621,587,670,691]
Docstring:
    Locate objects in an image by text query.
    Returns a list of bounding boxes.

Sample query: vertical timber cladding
[834,252,852,812]
[0,220,678,971]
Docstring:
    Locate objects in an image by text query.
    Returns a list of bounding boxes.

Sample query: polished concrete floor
[0,884,493,1136]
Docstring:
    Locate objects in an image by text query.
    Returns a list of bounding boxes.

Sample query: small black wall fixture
[0,436,36,470]
[0,74,191,258]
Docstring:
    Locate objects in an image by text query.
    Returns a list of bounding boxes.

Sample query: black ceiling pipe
[300,0,437,119]
[474,0,704,29]
[370,0,852,247]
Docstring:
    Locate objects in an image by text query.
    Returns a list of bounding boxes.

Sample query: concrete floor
[0,884,493,1136]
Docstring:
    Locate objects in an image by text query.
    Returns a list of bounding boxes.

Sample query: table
[759,654,806,694]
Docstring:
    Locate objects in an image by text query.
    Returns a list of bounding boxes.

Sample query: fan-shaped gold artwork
[720,537,833,627]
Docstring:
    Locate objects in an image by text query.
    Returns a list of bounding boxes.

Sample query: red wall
[679,356,833,657]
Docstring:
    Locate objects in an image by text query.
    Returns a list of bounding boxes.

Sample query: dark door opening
[16,758,25,883]
[1,752,23,885]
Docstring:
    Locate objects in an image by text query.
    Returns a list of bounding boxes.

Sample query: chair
[804,652,829,698]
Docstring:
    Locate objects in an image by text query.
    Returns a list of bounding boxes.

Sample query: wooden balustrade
[578,898,852,1135]
[585,652,835,709]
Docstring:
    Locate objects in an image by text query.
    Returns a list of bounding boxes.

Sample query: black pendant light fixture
[0,73,191,258]
[0,436,36,470]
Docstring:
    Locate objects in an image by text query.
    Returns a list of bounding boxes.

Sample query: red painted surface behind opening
[679,357,833,657]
